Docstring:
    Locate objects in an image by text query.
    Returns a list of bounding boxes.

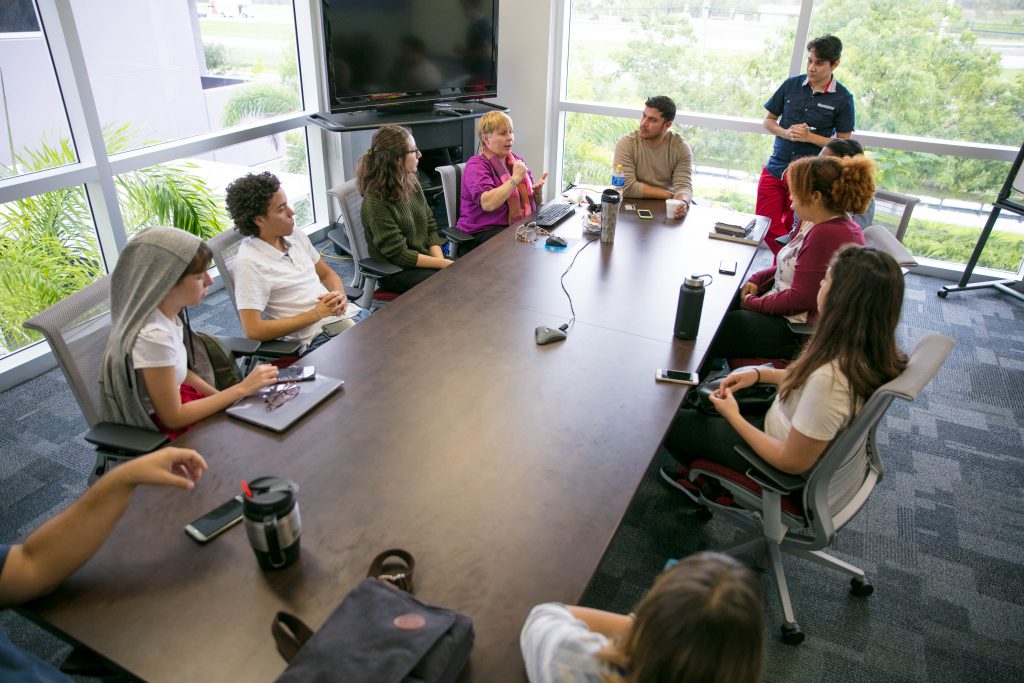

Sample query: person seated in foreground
[225,172,367,355]
[457,111,548,245]
[100,227,278,439]
[663,246,907,507]
[0,448,208,681]
[711,154,874,362]
[612,95,693,219]
[358,124,452,293]
[520,552,764,683]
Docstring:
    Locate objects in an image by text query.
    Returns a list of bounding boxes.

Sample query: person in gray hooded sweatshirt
[100,227,278,438]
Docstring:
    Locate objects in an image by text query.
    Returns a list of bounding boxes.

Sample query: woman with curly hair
[357,124,452,293]
[712,154,875,361]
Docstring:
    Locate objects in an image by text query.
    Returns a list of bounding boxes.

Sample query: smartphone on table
[276,365,316,382]
[655,369,700,385]
[636,209,654,220]
[184,495,244,544]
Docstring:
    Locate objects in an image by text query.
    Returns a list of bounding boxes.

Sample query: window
[0,187,103,355]
[77,0,303,153]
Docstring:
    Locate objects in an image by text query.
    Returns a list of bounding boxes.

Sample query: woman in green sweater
[357,124,452,293]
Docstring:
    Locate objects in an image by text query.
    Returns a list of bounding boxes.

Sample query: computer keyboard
[533,203,576,228]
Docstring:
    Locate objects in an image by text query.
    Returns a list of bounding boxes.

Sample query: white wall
[495,0,556,194]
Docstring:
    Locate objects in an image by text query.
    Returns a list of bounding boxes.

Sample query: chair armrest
[440,226,477,244]
[359,258,403,278]
[344,285,363,301]
[84,422,169,456]
[219,336,261,356]
[257,339,303,357]
[775,234,792,247]
[787,322,815,336]
[733,443,805,494]
[326,227,351,256]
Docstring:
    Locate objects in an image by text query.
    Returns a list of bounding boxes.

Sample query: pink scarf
[483,150,536,222]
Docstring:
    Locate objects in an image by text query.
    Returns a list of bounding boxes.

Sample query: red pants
[755,167,794,256]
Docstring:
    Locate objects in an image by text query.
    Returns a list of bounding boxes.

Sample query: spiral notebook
[226,375,343,433]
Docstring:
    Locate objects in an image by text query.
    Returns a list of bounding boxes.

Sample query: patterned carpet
[1,247,1022,681]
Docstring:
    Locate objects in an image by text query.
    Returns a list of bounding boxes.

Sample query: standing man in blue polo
[757,34,854,254]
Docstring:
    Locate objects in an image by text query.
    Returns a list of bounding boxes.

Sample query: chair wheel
[780,621,804,645]
[695,506,713,522]
[937,289,948,298]
[850,576,874,597]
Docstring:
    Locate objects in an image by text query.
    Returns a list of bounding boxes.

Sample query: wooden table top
[21,200,764,682]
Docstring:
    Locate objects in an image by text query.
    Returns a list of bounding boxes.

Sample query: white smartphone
[276,365,316,382]
[184,495,244,544]
[656,369,700,385]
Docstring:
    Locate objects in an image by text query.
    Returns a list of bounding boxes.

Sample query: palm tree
[0,124,228,354]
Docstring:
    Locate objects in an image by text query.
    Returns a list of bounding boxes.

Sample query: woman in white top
[100,227,278,438]
[663,245,907,490]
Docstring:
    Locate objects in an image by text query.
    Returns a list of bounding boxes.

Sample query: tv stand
[309,101,508,231]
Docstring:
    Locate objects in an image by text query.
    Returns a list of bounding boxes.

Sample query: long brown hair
[356,124,418,202]
[780,245,907,409]
[598,552,764,683]
[787,155,875,215]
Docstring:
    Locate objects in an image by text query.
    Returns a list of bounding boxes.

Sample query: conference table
[21,200,766,681]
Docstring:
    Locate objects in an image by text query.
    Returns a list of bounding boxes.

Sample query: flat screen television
[320,0,499,114]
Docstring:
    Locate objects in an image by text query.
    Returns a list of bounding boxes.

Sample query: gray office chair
[326,179,403,309]
[872,188,920,243]
[436,162,483,257]
[864,224,918,273]
[207,229,305,366]
[23,277,167,481]
[23,274,263,481]
[684,333,954,644]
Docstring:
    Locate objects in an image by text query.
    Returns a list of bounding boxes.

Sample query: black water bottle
[674,274,710,340]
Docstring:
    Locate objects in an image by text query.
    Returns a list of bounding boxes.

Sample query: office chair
[206,229,308,368]
[872,188,920,243]
[436,162,484,257]
[22,276,260,482]
[326,179,406,309]
[682,333,954,644]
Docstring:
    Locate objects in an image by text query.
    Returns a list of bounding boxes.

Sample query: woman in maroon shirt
[712,154,875,361]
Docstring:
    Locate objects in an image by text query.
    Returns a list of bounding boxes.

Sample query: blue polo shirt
[764,74,855,178]
[1,545,74,682]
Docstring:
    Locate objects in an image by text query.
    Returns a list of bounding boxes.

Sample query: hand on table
[238,364,279,396]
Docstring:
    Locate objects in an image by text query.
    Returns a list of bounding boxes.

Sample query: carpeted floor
[1,244,1022,681]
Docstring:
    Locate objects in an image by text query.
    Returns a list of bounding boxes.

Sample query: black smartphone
[655,369,700,385]
[184,496,244,544]
[276,365,316,382]
[637,209,654,220]
[719,260,737,276]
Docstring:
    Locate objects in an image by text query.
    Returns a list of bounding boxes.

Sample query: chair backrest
[436,162,466,228]
[328,179,372,265]
[23,277,114,428]
[864,224,918,269]
[872,188,920,242]
[207,228,246,310]
[800,333,954,545]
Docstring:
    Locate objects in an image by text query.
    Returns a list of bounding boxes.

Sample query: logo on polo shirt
[817,103,834,110]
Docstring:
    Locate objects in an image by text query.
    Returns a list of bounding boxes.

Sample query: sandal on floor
[367,548,415,593]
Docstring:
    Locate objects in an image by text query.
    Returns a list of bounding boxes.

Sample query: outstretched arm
[0,448,208,607]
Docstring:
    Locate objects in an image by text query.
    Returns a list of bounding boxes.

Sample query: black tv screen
[321,0,498,113]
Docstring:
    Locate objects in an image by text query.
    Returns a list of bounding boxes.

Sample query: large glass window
[565,0,802,117]
[116,130,314,240]
[0,188,103,357]
[0,1,76,180]
[74,0,302,153]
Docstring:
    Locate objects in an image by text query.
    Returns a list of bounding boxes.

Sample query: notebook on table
[226,375,344,433]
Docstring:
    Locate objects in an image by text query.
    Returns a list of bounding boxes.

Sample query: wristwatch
[508,177,519,188]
